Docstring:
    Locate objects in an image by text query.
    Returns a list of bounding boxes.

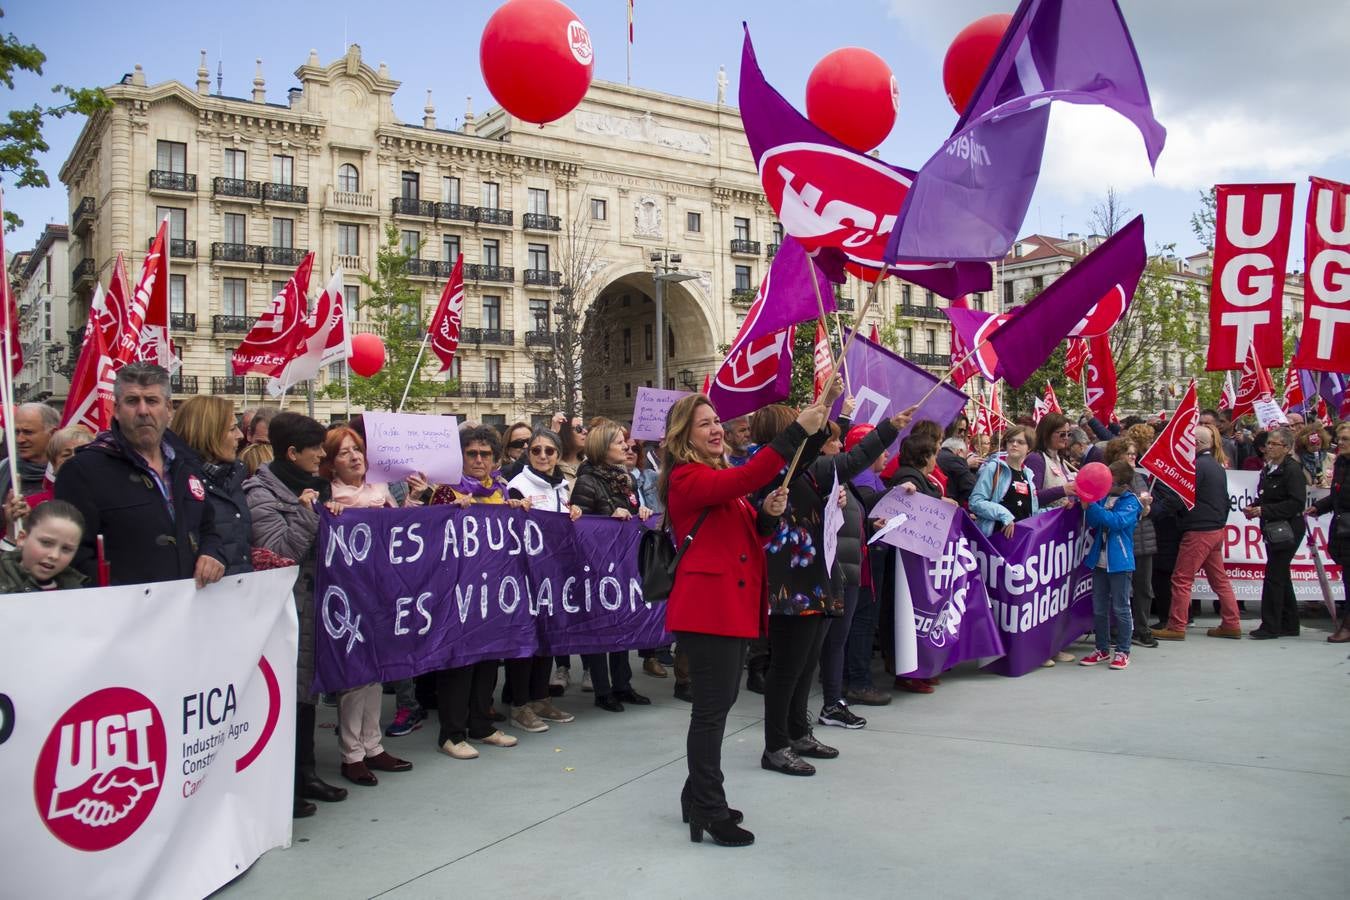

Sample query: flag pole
[1,327,23,533]
[398,333,431,413]
[832,274,884,373]
[805,256,850,395]
[344,363,351,420]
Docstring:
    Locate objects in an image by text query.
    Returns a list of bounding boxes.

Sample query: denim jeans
[845,585,879,690]
[1092,569,1133,655]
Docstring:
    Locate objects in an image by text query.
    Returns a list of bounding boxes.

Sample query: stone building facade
[6,224,72,404]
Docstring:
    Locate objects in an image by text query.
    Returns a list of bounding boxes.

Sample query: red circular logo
[970,312,1011,380]
[1068,284,1127,338]
[33,687,167,852]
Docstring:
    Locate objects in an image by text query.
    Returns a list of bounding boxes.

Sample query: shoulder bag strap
[670,508,713,569]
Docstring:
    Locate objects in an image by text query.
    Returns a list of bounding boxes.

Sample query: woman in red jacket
[659,392,827,848]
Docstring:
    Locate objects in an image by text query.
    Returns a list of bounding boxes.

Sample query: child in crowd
[0,500,87,593]
[1080,460,1141,671]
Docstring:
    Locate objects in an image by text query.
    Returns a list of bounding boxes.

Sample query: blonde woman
[171,396,252,574]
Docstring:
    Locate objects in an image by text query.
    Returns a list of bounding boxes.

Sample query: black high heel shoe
[681,798,743,825]
[689,816,754,846]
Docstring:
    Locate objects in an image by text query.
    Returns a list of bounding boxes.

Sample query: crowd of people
[3,362,1347,847]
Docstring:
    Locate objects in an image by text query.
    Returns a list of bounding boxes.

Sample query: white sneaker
[581,670,594,693]
[549,666,570,694]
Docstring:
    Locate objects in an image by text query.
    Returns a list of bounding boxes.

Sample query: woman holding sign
[658,391,821,847]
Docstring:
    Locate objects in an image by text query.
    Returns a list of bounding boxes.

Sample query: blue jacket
[968,456,1041,535]
[1084,491,1141,573]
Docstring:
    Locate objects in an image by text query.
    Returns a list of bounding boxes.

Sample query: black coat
[1313,455,1350,566]
[54,424,223,585]
[1257,457,1307,541]
[570,461,639,516]
[1154,451,1229,533]
[936,447,977,505]
[200,460,254,576]
[804,419,899,587]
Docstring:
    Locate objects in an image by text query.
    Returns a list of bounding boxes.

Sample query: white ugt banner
[0,568,298,900]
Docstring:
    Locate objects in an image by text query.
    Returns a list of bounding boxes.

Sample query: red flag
[628,0,634,43]
[1280,366,1303,412]
[812,321,832,400]
[428,255,466,372]
[989,384,1004,432]
[121,218,171,366]
[1043,382,1062,414]
[1231,343,1274,419]
[1207,183,1295,371]
[1084,335,1118,424]
[1292,176,1350,372]
[867,322,880,344]
[1064,339,1088,383]
[0,192,22,377]
[1139,379,1199,510]
[971,396,991,437]
[947,294,981,388]
[1218,371,1236,412]
[700,372,710,395]
[60,285,116,434]
[270,268,345,394]
[94,254,132,357]
[231,253,313,376]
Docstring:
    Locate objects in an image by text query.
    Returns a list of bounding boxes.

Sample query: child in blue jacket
[1080,460,1141,670]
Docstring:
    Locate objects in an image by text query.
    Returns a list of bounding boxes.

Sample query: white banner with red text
[0,568,298,900]
[1191,470,1344,603]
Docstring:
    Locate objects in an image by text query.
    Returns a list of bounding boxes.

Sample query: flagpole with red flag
[0,190,25,515]
[403,255,465,411]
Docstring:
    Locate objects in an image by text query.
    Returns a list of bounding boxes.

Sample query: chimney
[252,58,265,103]
[288,87,303,109]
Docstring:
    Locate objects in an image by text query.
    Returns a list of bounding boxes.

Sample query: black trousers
[745,635,770,675]
[295,701,317,784]
[677,631,746,823]
[763,615,828,752]
[581,651,632,696]
[436,661,497,744]
[505,655,551,705]
[1260,542,1300,634]
[1131,554,1155,636]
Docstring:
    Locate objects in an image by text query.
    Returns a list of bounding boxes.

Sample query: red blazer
[664,440,791,638]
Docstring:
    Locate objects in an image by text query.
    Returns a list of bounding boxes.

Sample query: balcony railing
[326,188,376,212]
[261,246,308,267]
[730,288,757,306]
[170,374,199,394]
[148,170,196,192]
[71,257,96,288]
[523,269,562,287]
[835,296,855,312]
[392,197,435,218]
[897,303,948,320]
[434,202,477,223]
[910,352,948,367]
[406,258,455,279]
[212,376,246,393]
[730,238,761,256]
[525,330,556,348]
[211,242,261,264]
[766,242,780,259]
[524,383,556,400]
[522,213,561,231]
[213,177,261,200]
[212,315,253,334]
[465,381,515,399]
[462,328,514,346]
[262,183,308,204]
[476,207,513,226]
[73,197,96,234]
[149,236,196,258]
[465,264,513,283]
[170,313,197,332]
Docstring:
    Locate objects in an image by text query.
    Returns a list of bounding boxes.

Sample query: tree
[1088,186,1131,238]
[1190,187,1218,250]
[0,12,110,231]
[323,223,442,412]
[528,200,605,421]
[1006,343,1071,422]
[1111,254,1208,407]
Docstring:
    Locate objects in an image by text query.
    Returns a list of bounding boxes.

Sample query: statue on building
[634,196,663,238]
[716,66,728,104]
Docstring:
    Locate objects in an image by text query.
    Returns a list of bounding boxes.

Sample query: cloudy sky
[5,0,1347,265]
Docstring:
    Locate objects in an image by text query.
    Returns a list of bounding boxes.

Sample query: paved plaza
[220,616,1350,899]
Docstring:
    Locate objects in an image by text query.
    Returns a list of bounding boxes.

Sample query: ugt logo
[33,687,167,852]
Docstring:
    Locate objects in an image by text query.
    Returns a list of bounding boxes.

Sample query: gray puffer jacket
[244,463,321,703]
[1131,471,1158,556]
[805,420,900,588]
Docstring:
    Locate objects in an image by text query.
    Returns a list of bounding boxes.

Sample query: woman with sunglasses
[1309,421,1350,642]
[500,422,533,480]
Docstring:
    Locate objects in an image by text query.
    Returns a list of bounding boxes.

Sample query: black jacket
[1313,454,1350,566]
[936,447,977,505]
[54,423,223,585]
[1257,457,1307,541]
[200,459,254,576]
[1155,450,1229,534]
[570,461,639,516]
[804,419,899,588]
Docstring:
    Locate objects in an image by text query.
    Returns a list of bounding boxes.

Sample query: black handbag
[638,509,711,603]
[1261,519,1296,548]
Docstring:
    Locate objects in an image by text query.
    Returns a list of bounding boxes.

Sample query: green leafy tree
[324,223,444,412]
[0,11,111,231]
[1190,187,1218,251]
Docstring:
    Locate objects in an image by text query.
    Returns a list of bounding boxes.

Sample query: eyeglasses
[1053,429,1070,437]
[507,439,528,450]
[529,446,558,457]
[574,425,587,434]
[464,449,494,459]
[1265,440,1287,448]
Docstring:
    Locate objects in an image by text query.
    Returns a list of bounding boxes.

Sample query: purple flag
[312,505,669,693]
[1318,371,1347,411]
[829,328,968,451]
[886,0,1166,263]
[984,216,1146,388]
[708,236,830,419]
[737,27,991,300]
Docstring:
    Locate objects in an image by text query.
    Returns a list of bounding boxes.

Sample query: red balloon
[942,13,1012,115]
[480,0,594,125]
[349,333,386,378]
[805,47,898,152]
[1075,462,1113,505]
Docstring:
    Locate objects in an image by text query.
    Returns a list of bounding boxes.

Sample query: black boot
[297,767,348,802]
[295,702,346,802]
[746,669,766,694]
[689,816,755,846]
[293,795,317,818]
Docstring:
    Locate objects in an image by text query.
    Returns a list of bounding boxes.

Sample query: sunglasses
[507,439,528,450]
[464,449,495,459]
[574,425,587,434]
[529,446,558,457]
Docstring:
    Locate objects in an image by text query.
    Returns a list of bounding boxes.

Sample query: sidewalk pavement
[219,617,1350,899]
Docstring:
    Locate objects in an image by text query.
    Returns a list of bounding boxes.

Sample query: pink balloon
[1076,462,1113,504]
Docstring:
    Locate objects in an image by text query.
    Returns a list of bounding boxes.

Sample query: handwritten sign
[823,469,844,574]
[1252,396,1288,429]
[363,412,462,485]
[869,486,958,560]
[630,387,692,441]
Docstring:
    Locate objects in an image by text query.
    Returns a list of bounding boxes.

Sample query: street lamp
[678,368,695,391]
[650,249,697,390]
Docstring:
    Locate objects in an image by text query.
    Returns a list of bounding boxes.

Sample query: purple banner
[896,506,1093,678]
[312,506,669,693]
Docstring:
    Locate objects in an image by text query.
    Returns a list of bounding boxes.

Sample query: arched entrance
[581,271,719,423]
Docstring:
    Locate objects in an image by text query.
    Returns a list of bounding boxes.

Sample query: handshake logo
[34,687,167,852]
